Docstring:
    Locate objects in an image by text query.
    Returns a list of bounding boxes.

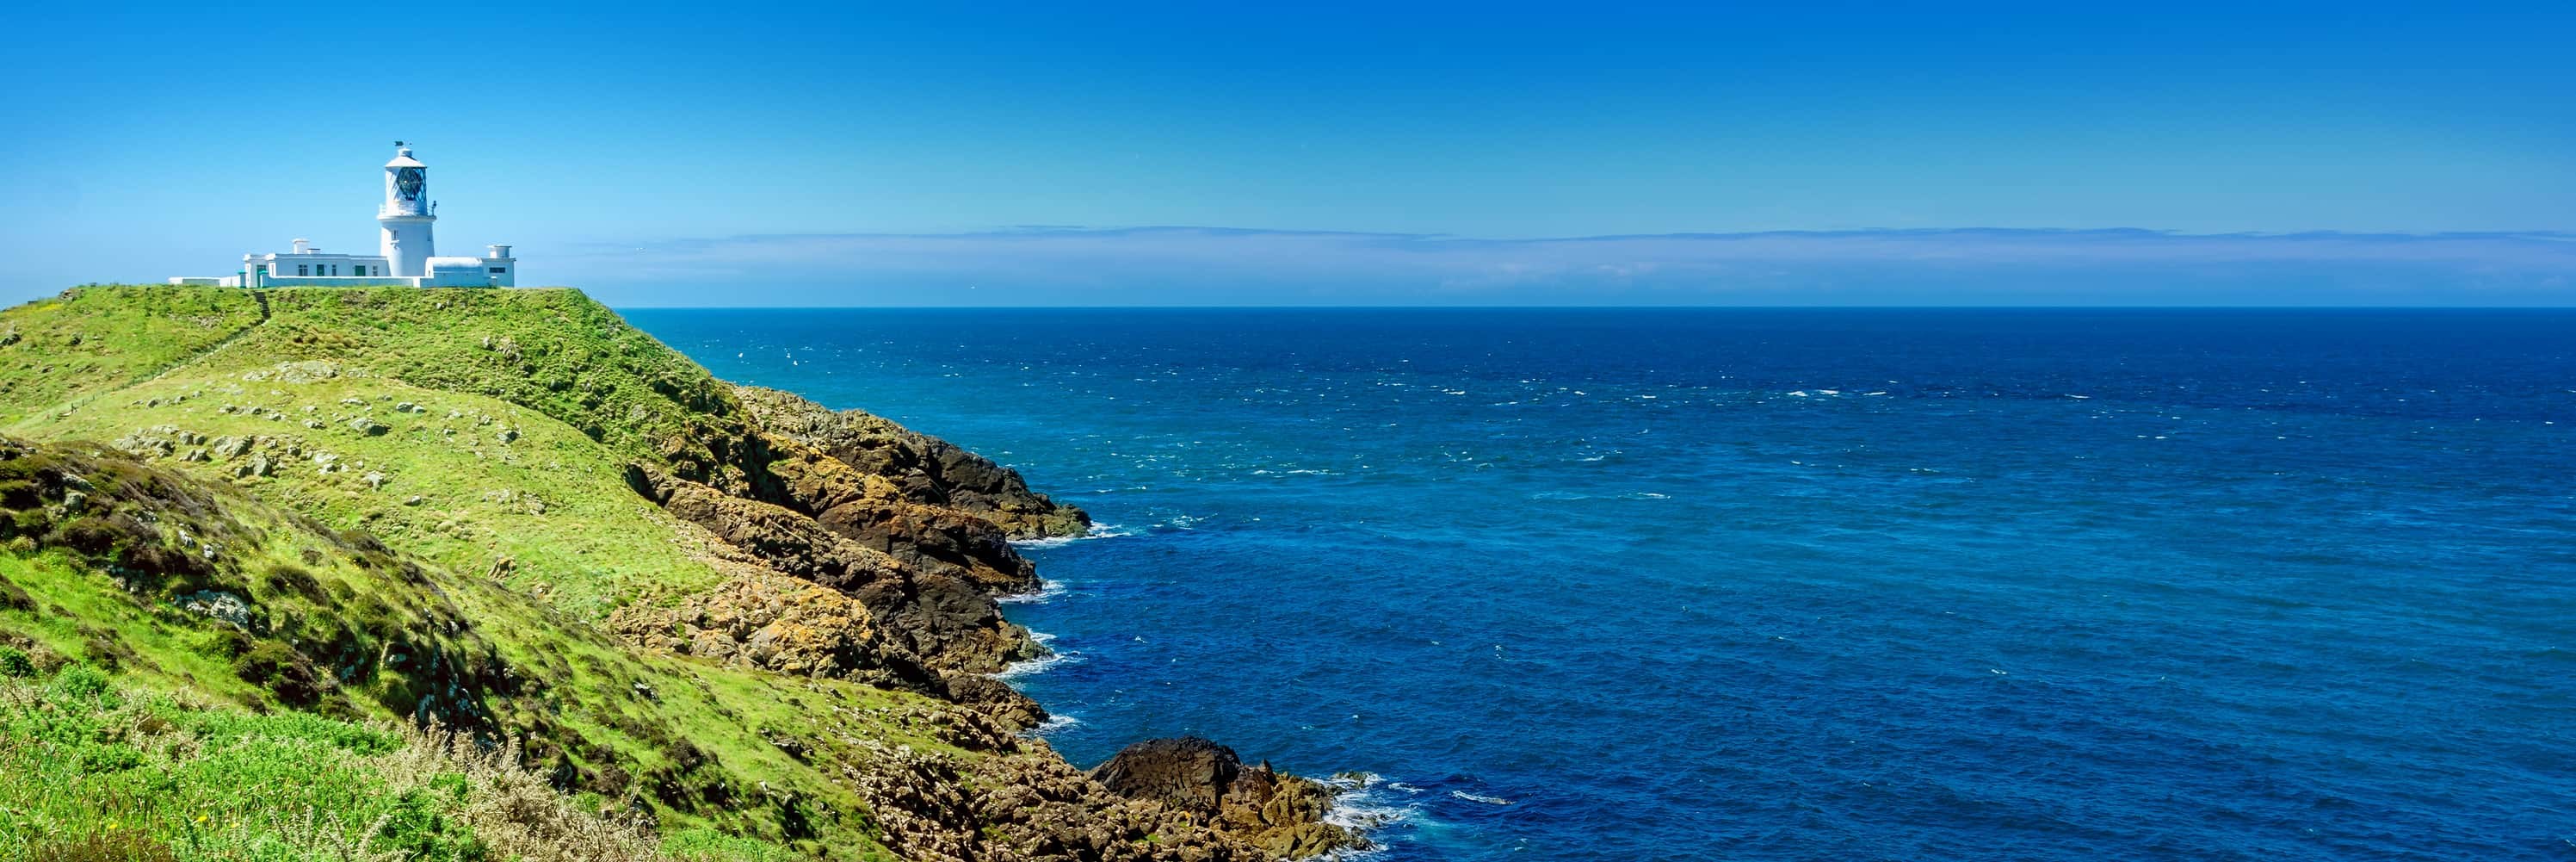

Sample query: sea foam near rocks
[1010,521,1134,550]
[997,631,1077,680]
[1316,772,1424,858]
[997,579,1067,605]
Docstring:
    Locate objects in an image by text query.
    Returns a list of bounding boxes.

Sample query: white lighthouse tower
[170,143,516,288]
[378,141,435,277]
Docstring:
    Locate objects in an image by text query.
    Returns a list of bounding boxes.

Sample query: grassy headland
[0,286,1353,861]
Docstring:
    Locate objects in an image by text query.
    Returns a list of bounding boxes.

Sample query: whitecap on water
[1316,772,1425,859]
[1025,713,1081,736]
[1449,791,1512,806]
[997,632,1078,680]
[997,579,1066,605]
[996,652,1072,680]
[1010,523,1135,550]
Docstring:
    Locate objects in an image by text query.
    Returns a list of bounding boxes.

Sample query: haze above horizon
[4,3,2571,306]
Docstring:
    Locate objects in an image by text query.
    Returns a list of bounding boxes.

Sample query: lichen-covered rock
[838,738,1362,862]
[608,565,927,690]
[209,435,254,458]
[623,464,1041,678]
[1090,736,1245,812]
[735,386,1092,540]
[271,360,341,383]
[176,589,260,631]
[1089,738,1364,859]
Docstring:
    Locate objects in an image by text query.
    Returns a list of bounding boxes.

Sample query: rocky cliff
[0,286,1360,860]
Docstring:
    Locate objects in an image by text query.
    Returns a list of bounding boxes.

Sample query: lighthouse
[379,142,436,277]
[168,143,516,288]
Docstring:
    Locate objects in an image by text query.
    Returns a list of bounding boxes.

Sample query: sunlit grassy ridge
[0,288,265,422]
[0,286,1009,859]
[0,664,793,861]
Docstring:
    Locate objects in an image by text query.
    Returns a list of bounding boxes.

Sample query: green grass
[0,288,266,425]
[0,286,1020,859]
[17,369,729,622]
[0,666,800,861]
[4,287,746,624]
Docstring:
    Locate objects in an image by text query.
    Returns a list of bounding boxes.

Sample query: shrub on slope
[0,664,787,861]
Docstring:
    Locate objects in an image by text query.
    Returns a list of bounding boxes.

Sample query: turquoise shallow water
[626,308,2576,861]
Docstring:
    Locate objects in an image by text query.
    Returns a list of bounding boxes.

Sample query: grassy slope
[0,664,786,861]
[0,288,266,419]
[0,287,1006,859]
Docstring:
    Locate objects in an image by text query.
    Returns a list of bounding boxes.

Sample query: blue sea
[624,308,2576,861]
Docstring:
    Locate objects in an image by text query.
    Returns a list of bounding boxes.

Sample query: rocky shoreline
[0,287,1363,860]
[618,384,1369,859]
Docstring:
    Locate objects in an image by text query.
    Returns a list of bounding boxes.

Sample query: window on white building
[489,267,507,274]
[297,264,309,276]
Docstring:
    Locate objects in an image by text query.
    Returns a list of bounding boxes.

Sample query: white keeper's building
[171,143,516,288]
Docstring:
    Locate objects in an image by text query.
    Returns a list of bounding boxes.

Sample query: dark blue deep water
[625,308,2576,862]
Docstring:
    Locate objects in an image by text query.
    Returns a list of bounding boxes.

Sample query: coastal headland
[0,285,1357,860]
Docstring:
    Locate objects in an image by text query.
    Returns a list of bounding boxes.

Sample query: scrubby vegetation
[0,287,956,858]
[0,288,265,421]
[0,664,769,861]
[0,285,1351,862]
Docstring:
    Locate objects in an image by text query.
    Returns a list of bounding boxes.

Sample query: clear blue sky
[4,2,2572,305]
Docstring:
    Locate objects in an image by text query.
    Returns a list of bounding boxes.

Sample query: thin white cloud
[556,227,2576,306]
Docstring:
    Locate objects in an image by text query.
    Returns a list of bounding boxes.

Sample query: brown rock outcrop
[843,736,1363,862]
[613,383,1356,859]
[623,464,1042,679]
[1089,737,1360,859]
[735,386,1092,540]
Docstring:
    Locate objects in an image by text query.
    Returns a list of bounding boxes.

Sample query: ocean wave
[997,579,1067,605]
[1025,713,1081,736]
[1449,791,1512,806]
[1010,523,1135,550]
[1318,772,1424,859]
[996,632,1078,680]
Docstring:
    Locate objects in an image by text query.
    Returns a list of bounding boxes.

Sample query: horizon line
[609,302,2576,311]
